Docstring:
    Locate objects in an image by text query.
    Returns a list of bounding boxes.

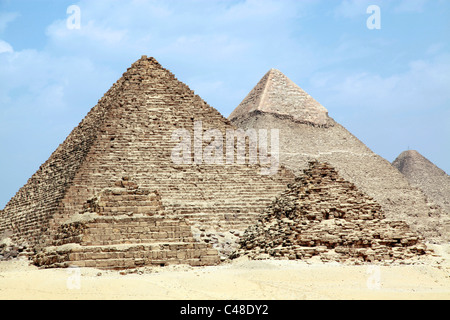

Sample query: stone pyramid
[237,161,428,263]
[393,150,450,217]
[0,56,294,269]
[229,69,330,127]
[230,69,448,243]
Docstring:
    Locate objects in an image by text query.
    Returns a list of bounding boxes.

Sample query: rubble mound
[237,161,428,263]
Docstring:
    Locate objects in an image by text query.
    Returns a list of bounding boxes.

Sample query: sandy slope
[0,244,449,300]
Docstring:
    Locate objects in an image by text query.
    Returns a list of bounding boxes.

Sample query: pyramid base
[33,242,220,270]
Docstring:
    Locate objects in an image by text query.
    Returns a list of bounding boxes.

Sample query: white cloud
[308,52,450,174]
[311,53,450,115]
[393,0,427,13]
[426,43,445,55]
[0,12,20,32]
[42,0,315,60]
[46,18,128,47]
[0,46,117,128]
[0,40,13,53]
[333,0,374,18]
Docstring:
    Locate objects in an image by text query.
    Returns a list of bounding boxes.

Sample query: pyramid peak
[229,68,330,127]
[395,150,434,166]
[394,150,447,176]
[393,149,450,217]
[127,55,162,70]
[400,150,421,157]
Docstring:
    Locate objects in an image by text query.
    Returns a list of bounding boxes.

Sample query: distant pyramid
[0,57,293,268]
[393,150,450,216]
[229,69,331,127]
[230,69,448,242]
[237,161,428,263]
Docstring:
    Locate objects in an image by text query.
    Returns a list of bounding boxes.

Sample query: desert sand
[0,243,448,300]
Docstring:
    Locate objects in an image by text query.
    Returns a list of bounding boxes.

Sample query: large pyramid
[237,161,428,263]
[230,69,448,242]
[393,150,450,216]
[0,56,294,268]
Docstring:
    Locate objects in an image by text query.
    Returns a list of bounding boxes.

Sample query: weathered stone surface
[393,150,450,221]
[0,56,294,267]
[229,69,330,127]
[235,161,429,263]
[33,179,221,269]
[0,236,30,261]
[230,69,448,243]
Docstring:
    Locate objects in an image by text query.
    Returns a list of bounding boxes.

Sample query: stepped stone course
[0,56,294,268]
[33,179,220,269]
[230,69,448,243]
[236,161,428,263]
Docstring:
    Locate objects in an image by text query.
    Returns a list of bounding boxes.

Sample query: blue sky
[0,0,449,208]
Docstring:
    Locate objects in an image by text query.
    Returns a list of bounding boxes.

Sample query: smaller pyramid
[229,69,330,127]
[393,150,450,215]
[236,161,427,263]
[33,178,220,269]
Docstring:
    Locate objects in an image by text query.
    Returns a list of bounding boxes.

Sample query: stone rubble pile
[0,236,29,261]
[236,161,428,263]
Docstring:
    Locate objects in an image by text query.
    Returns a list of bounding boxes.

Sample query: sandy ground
[0,243,449,300]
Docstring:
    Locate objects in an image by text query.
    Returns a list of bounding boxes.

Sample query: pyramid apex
[140,55,160,64]
[127,55,162,69]
[229,68,330,126]
[393,149,448,177]
[396,150,426,162]
[122,55,167,80]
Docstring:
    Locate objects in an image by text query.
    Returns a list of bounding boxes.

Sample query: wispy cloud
[393,0,427,13]
[333,0,374,18]
[0,39,13,53]
[0,12,20,33]
[311,53,450,114]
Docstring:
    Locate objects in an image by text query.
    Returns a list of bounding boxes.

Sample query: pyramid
[33,178,222,268]
[229,69,331,127]
[0,56,294,269]
[393,150,450,216]
[230,69,448,243]
[237,161,428,263]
